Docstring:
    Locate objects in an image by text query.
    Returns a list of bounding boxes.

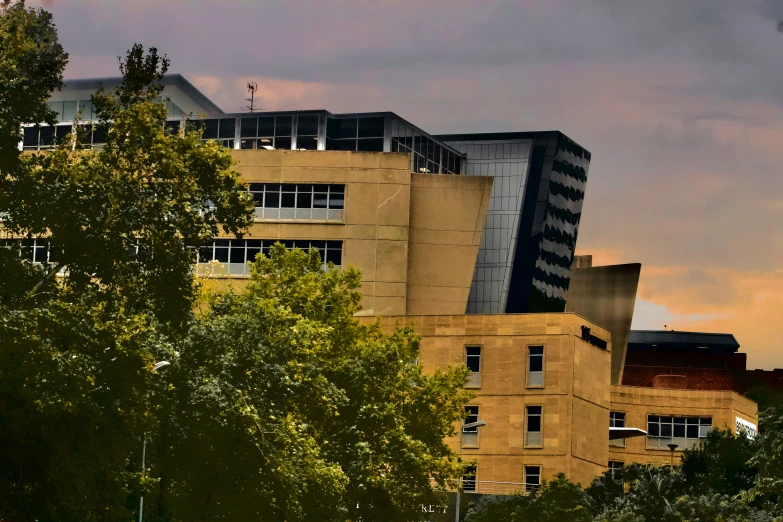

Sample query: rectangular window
[610,411,626,448]
[647,415,712,450]
[527,346,544,387]
[608,461,624,475]
[525,406,542,447]
[465,346,481,388]
[462,466,477,493]
[248,183,345,221]
[462,406,479,448]
[524,466,540,492]
[195,239,343,277]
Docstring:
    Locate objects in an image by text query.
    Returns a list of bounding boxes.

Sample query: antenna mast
[246,82,260,113]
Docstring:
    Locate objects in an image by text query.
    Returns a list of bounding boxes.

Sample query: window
[647,416,712,450]
[195,239,343,277]
[610,411,626,448]
[239,115,293,150]
[608,461,624,475]
[462,466,477,493]
[465,346,481,387]
[462,406,479,448]
[524,466,540,492]
[527,346,544,387]
[194,118,236,149]
[295,114,320,150]
[248,183,344,221]
[1,238,53,264]
[525,406,542,447]
[325,116,385,152]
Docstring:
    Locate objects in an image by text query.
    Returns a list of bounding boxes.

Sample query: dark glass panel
[297,136,318,150]
[326,139,356,151]
[527,414,541,432]
[661,424,672,437]
[229,243,246,263]
[326,118,357,140]
[164,120,180,136]
[296,191,312,209]
[240,117,258,138]
[529,356,543,372]
[674,424,686,438]
[23,127,39,148]
[39,126,55,146]
[203,119,219,140]
[526,406,542,415]
[264,190,279,208]
[358,117,385,138]
[297,115,319,136]
[357,138,384,152]
[280,192,295,208]
[275,116,292,137]
[219,119,235,139]
[274,137,291,150]
[258,117,275,136]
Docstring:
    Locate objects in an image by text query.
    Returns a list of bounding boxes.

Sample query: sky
[30,0,783,369]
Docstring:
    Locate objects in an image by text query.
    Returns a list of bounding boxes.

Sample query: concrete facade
[609,385,758,466]
[370,313,613,491]
[565,263,641,385]
[204,149,492,317]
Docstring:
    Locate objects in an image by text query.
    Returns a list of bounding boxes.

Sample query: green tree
[0,32,253,522]
[0,0,67,175]
[159,245,473,521]
[749,406,783,505]
[465,474,592,522]
[680,428,757,496]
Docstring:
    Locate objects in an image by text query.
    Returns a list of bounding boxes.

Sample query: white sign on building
[736,417,757,439]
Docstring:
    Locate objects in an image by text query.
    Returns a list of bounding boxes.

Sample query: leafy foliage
[680,428,757,496]
[159,245,472,521]
[465,474,592,522]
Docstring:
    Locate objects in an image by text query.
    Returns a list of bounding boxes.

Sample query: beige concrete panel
[377,226,409,241]
[231,149,284,168]
[565,264,641,385]
[235,165,284,182]
[280,167,349,184]
[344,183,379,225]
[374,282,407,298]
[408,244,481,289]
[409,229,479,246]
[273,223,346,239]
[373,296,407,316]
[379,168,413,184]
[343,239,377,280]
[344,225,378,240]
[377,183,411,227]
[375,240,408,283]
[378,153,412,171]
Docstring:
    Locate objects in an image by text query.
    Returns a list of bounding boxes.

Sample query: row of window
[22,114,465,175]
[465,345,544,389]
[195,239,343,278]
[2,238,343,277]
[461,465,540,494]
[247,183,344,221]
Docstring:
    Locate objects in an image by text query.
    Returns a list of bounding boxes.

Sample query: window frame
[524,404,544,448]
[465,345,482,388]
[526,345,545,388]
[646,414,712,451]
[524,465,541,492]
[610,411,627,448]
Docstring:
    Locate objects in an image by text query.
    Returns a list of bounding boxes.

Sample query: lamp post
[667,443,678,467]
[139,361,170,522]
[455,421,486,522]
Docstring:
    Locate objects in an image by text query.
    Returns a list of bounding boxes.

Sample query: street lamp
[667,443,678,466]
[139,360,170,522]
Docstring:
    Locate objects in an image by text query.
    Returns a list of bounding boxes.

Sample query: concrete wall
[565,263,641,385]
[369,313,612,490]
[609,385,758,466]
[202,150,492,316]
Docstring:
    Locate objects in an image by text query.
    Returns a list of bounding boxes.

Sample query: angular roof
[57,73,224,115]
[628,330,740,352]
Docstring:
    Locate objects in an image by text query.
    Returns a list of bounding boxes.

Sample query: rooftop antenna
[246,82,262,113]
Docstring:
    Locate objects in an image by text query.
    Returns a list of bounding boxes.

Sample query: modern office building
[436,132,591,316]
[11,76,761,495]
[30,77,591,317]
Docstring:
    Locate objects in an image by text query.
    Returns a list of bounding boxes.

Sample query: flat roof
[628,330,740,352]
[434,131,591,157]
